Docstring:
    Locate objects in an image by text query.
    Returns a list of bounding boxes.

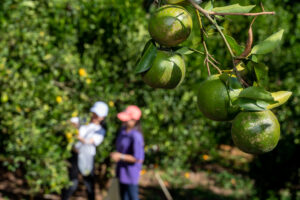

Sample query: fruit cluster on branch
[135,0,292,154]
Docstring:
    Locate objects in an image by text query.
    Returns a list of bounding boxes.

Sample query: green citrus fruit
[165,0,185,4]
[197,75,242,121]
[142,50,185,89]
[231,110,280,154]
[148,5,193,47]
[165,0,202,4]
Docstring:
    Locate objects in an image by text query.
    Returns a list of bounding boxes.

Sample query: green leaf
[135,40,157,74]
[175,47,194,55]
[251,29,285,55]
[250,55,258,63]
[256,100,270,108]
[254,63,269,87]
[212,4,255,13]
[215,15,224,20]
[267,91,292,109]
[253,81,259,87]
[219,73,242,89]
[174,47,204,56]
[204,1,213,11]
[224,34,244,55]
[246,61,269,87]
[238,86,276,103]
[141,39,154,56]
[229,88,243,104]
[21,1,36,8]
[219,73,243,106]
[237,98,269,111]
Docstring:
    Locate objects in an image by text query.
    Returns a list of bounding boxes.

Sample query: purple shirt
[116,127,144,185]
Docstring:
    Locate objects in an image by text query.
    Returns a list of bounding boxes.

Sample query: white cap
[70,117,80,124]
[90,101,109,117]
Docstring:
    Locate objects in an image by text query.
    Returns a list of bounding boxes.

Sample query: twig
[208,54,220,65]
[196,9,208,38]
[196,9,221,75]
[208,11,275,16]
[208,59,222,74]
[203,41,211,75]
[196,9,204,41]
[197,8,211,75]
[260,2,265,12]
[155,172,173,200]
[237,76,250,87]
[233,56,250,61]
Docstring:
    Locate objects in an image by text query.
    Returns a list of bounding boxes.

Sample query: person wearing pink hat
[110,105,144,200]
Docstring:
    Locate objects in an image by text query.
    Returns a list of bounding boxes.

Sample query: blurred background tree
[0,0,299,199]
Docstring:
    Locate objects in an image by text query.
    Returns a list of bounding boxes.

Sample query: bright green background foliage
[0,0,299,198]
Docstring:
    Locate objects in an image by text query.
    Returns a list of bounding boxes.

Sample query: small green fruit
[149,5,193,47]
[142,50,185,89]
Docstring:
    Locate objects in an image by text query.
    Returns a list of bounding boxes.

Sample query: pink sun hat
[117,105,142,121]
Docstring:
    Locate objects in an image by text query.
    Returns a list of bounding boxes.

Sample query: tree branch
[188,0,250,86]
[188,0,235,57]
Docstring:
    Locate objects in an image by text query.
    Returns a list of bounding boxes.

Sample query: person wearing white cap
[62,101,109,200]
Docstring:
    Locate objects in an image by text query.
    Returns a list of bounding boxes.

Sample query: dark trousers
[119,183,139,200]
[61,151,95,200]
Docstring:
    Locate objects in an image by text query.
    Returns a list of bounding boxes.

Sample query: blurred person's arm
[77,126,88,144]
[110,152,137,163]
[91,129,105,146]
[111,134,144,164]
[77,131,104,145]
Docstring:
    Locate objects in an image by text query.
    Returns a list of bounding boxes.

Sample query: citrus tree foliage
[0,0,299,197]
[0,0,148,194]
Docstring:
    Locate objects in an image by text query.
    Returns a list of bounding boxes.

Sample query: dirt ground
[0,170,236,200]
[0,145,252,200]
